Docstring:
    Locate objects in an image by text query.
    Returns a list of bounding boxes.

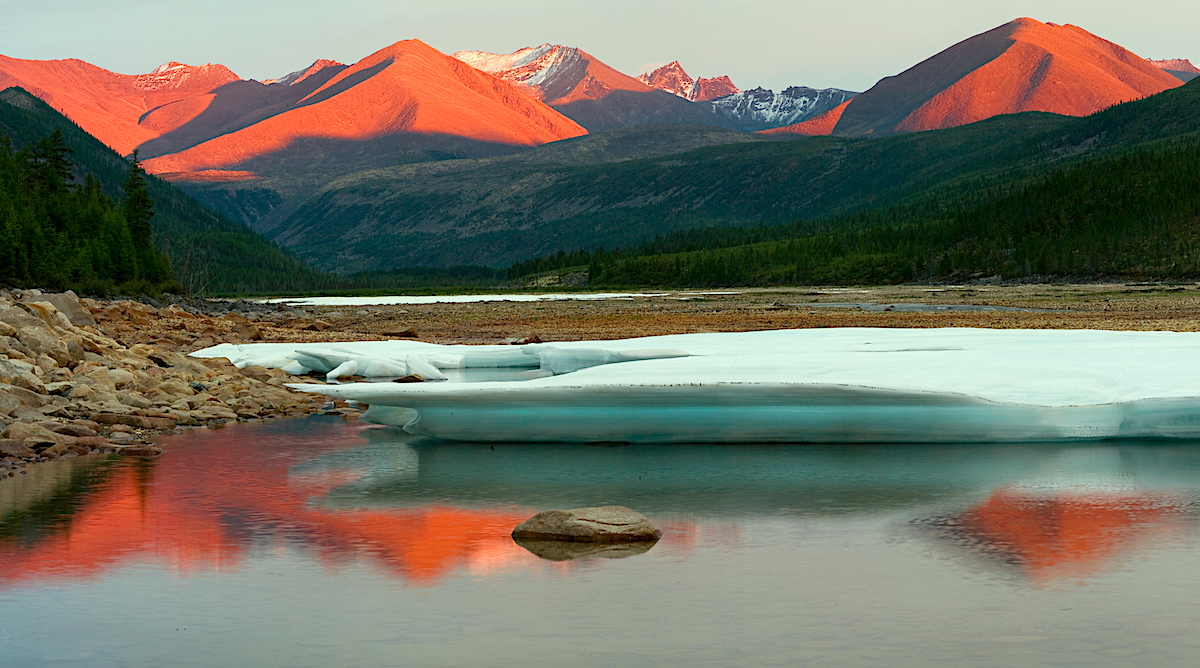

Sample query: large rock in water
[511,506,662,543]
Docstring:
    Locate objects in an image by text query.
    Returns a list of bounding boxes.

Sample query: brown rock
[92,413,177,430]
[0,358,47,394]
[394,374,426,383]
[38,292,97,327]
[233,323,263,340]
[50,423,99,437]
[2,422,71,445]
[383,327,418,338]
[0,305,48,331]
[114,444,163,458]
[511,506,662,543]
[512,538,658,561]
[0,438,34,457]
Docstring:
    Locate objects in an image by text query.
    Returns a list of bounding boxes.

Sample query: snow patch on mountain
[710,86,858,128]
[134,62,237,90]
[453,44,588,98]
[637,61,740,102]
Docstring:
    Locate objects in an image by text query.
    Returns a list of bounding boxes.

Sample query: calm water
[4,418,1200,667]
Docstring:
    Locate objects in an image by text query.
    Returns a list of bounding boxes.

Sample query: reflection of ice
[196,329,1200,443]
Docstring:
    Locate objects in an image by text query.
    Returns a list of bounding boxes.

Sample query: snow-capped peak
[262,59,346,86]
[453,44,585,98]
[134,62,237,90]
[638,61,739,102]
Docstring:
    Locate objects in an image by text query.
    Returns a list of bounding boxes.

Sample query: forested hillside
[510,79,1200,285]
[0,87,321,294]
[519,135,1200,285]
[268,79,1200,272]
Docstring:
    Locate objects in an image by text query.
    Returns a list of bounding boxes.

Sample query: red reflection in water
[936,486,1193,583]
[0,421,695,588]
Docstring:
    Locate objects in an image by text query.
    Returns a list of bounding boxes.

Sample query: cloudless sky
[4,0,1196,92]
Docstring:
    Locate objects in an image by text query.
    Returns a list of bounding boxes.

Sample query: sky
[4,0,1197,93]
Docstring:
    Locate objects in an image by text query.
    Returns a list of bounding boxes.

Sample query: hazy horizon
[7,1,1197,93]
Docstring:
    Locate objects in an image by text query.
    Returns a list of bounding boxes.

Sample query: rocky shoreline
[1,289,338,478]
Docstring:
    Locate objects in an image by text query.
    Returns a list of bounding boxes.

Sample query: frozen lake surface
[197,328,1200,443]
[4,417,1200,666]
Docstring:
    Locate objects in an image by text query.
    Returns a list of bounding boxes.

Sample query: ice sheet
[192,328,1200,443]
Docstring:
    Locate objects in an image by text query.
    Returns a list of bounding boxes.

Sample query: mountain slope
[637,62,739,102]
[143,40,586,176]
[1152,58,1200,82]
[453,45,741,132]
[265,77,1200,272]
[770,18,1182,137]
[0,87,320,293]
[0,56,239,155]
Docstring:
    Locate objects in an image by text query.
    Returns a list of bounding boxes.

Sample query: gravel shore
[4,283,1198,478]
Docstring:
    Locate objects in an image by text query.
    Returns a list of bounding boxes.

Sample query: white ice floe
[191,328,1200,444]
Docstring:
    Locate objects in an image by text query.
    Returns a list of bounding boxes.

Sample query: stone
[511,506,662,543]
[16,326,71,366]
[3,422,73,445]
[394,375,426,383]
[383,327,418,338]
[0,358,46,394]
[0,321,15,337]
[19,302,75,330]
[50,423,98,438]
[512,538,658,561]
[114,444,163,457]
[160,305,195,319]
[38,292,97,327]
[0,305,48,331]
[0,438,34,458]
[107,368,136,389]
[92,413,176,430]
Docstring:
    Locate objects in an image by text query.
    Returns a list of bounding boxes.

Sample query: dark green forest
[0,130,176,294]
[509,80,1200,287]
[511,137,1200,286]
[0,87,323,294]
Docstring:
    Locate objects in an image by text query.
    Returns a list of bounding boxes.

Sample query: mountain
[142,40,586,176]
[0,87,321,293]
[710,87,857,130]
[768,18,1183,137]
[0,56,239,155]
[267,76,1200,272]
[637,62,739,102]
[1152,58,1200,82]
[452,45,741,132]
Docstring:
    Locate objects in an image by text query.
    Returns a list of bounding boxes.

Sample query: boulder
[511,506,662,543]
[0,358,47,394]
[92,413,176,430]
[16,326,71,366]
[114,444,163,457]
[37,292,97,327]
[0,438,34,458]
[0,306,47,331]
[512,538,658,561]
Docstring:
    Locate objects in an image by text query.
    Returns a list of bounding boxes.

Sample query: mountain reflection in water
[4,417,1200,590]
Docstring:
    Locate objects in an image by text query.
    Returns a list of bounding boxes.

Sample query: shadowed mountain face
[769,18,1184,137]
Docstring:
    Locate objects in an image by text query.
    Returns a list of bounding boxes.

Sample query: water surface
[4,418,1200,666]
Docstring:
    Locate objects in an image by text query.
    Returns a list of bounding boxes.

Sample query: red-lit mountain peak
[142,39,586,175]
[769,18,1183,138]
[638,61,740,102]
[453,44,654,104]
[0,55,240,154]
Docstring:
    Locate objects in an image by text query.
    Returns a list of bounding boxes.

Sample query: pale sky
[4,0,1196,93]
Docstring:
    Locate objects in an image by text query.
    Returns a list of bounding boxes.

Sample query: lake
[4,417,1200,667]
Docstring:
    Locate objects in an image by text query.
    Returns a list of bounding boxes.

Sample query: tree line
[0,129,177,294]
